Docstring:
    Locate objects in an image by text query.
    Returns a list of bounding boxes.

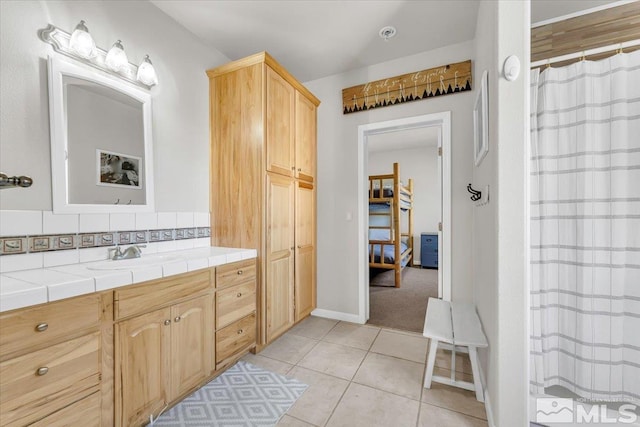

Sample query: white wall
[368,146,440,265]
[473,1,529,425]
[0,0,229,212]
[304,40,475,316]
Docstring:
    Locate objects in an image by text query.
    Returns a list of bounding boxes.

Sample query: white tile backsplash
[110,213,136,231]
[135,212,158,230]
[43,249,80,268]
[79,247,111,263]
[175,239,195,250]
[157,212,177,229]
[156,240,177,253]
[0,253,43,273]
[176,212,194,228]
[193,238,211,248]
[79,214,110,233]
[194,212,210,227]
[0,210,42,236]
[42,211,79,234]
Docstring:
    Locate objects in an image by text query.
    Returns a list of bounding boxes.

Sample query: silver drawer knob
[174,316,181,323]
[237,329,243,335]
[237,270,243,275]
[36,367,49,376]
[164,319,171,326]
[35,323,48,332]
[236,292,242,298]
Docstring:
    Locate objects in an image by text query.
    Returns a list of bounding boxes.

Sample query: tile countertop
[0,246,257,313]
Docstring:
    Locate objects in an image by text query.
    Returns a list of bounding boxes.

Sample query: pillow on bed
[369,229,390,240]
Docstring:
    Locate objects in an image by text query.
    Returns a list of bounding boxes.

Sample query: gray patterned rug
[151,361,308,426]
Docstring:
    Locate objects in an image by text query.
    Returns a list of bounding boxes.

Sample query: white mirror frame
[473,70,489,166]
[48,55,155,213]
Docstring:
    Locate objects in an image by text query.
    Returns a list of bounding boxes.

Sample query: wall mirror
[48,55,155,213]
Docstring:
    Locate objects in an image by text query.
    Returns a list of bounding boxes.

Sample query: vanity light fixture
[69,20,96,58]
[105,40,129,72]
[136,55,158,86]
[39,22,158,89]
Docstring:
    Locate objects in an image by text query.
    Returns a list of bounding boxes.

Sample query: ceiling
[367,126,439,153]
[151,0,480,82]
[530,0,621,24]
[151,0,625,83]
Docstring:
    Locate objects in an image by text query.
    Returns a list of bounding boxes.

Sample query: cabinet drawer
[29,391,101,427]
[216,313,256,364]
[0,332,101,427]
[216,259,256,289]
[0,293,100,360]
[115,269,212,320]
[217,281,257,329]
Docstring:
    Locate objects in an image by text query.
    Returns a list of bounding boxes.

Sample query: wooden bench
[422,298,488,402]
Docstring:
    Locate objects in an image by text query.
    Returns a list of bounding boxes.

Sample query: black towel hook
[467,184,482,202]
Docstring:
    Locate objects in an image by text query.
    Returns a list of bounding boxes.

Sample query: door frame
[357,111,451,323]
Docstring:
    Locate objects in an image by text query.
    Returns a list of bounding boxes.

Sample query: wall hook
[467,184,482,202]
[127,200,132,205]
[114,198,120,205]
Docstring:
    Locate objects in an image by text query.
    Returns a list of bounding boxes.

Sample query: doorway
[356,112,452,324]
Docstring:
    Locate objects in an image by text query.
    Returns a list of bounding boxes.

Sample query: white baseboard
[476,355,496,427]
[311,308,363,324]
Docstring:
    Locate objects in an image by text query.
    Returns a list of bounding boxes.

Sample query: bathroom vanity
[0,248,257,426]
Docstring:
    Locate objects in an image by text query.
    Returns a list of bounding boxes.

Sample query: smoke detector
[379,26,397,41]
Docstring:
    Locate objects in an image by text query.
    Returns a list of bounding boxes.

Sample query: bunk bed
[368,162,414,288]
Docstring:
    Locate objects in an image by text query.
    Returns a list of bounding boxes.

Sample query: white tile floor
[242,316,488,427]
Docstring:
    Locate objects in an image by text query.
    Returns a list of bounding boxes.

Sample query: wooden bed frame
[368,162,414,288]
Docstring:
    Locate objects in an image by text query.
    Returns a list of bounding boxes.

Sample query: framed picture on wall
[96,149,142,189]
[473,70,489,166]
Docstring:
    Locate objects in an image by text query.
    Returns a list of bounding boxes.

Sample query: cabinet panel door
[116,307,171,427]
[171,295,212,400]
[295,182,316,320]
[266,173,295,342]
[295,91,317,183]
[266,67,295,177]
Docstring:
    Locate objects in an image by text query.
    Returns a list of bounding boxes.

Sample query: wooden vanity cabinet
[114,261,256,426]
[0,293,104,427]
[114,270,214,426]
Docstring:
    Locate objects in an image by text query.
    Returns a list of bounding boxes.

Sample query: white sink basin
[87,255,182,270]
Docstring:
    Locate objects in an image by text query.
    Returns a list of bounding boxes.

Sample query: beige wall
[304,40,475,316]
[0,0,229,212]
[473,0,529,425]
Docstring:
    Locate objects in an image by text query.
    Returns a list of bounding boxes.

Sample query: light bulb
[136,55,158,86]
[69,20,96,58]
[105,40,129,72]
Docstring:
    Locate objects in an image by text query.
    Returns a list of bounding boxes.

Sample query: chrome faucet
[110,244,146,260]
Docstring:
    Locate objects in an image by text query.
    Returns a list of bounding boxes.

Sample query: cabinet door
[266,173,295,342]
[295,181,316,320]
[266,67,295,177]
[295,91,317,183]
[171,295,212,400]
[116,307,171,427]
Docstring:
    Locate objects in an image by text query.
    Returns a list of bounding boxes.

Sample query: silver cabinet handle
[35,323,48,332]
[297,245,302,248]
[36,367,49,376]
[164,319,171,326]
[174,316,181,323]
[237,292,242,298]
[237,270,243,275]
[237,329,244,335]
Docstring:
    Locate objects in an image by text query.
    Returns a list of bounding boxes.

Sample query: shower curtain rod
[530,39,640,68]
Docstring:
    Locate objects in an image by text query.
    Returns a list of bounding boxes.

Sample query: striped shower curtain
[530,50,640,403]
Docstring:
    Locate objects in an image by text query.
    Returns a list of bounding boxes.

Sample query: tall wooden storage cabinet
[207,52,320,347]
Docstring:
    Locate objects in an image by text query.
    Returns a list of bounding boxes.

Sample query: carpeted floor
[367,267,438,333]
